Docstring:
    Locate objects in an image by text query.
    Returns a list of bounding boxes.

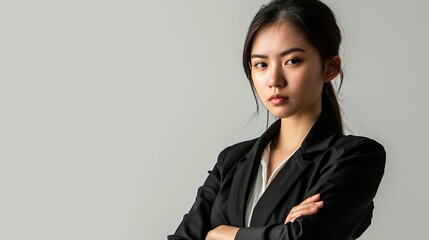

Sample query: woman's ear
[324,55,341,82]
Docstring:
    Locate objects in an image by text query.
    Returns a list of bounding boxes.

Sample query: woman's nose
[268,64,286,88]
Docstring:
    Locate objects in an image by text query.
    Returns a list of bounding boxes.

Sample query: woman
[168,0,385,239]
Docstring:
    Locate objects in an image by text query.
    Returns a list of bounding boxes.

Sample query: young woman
[168,0,385,239]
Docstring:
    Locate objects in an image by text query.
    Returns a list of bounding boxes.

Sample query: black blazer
[169,111,386,240]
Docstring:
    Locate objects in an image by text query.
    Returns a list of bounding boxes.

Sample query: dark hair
[243,0,344,132]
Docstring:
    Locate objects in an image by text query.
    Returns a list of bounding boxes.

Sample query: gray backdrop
[1,0,428,239]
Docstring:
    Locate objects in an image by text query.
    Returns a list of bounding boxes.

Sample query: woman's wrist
[206,225,239,240]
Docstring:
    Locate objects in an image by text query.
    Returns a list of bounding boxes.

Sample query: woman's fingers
[285,194,324,223]
[285,201,324,223]
[301,193,320,204]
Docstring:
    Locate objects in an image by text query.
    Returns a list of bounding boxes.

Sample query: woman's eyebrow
[251,47,306,59]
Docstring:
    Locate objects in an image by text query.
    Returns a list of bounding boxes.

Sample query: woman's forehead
[251,23,313,55]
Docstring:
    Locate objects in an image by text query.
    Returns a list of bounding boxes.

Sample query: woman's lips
[269,95,289,105]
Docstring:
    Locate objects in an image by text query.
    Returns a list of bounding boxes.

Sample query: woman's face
[250,23,328,120]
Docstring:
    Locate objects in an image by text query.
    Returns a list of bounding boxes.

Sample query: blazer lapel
[249,110,341,226]
[228,120,281,227]
[249,151,312,226]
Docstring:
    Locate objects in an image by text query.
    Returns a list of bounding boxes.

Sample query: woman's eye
[286,59,302,65]
[253,62,267,69]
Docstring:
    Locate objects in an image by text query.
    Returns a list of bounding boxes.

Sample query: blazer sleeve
[167,147,229,240]
[235,137,386,240]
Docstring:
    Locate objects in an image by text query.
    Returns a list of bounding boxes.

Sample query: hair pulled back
[243,0,344,132]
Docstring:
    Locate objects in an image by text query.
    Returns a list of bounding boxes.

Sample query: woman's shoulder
[333,134,385,152]
[327,134,386,169]
[216,138,258,171]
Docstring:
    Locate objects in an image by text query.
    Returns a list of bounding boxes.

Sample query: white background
[1,0,428,239]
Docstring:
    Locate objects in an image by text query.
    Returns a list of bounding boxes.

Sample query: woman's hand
[285,194,324,223]
[205,225,239,240]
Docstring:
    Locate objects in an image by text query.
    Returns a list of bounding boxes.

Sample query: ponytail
[322,82,343,134]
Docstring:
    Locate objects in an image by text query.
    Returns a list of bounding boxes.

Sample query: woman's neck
[272,110,321,152]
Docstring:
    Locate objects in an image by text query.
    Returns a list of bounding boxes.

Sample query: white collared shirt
[245,142,298,227]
